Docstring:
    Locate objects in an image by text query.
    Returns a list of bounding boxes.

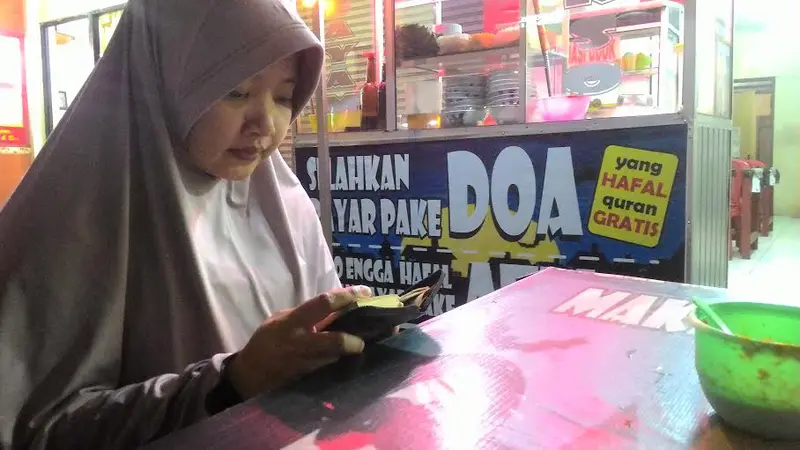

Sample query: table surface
[143,269,799,450]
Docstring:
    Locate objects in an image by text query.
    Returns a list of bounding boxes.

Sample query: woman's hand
[227,286,372,399]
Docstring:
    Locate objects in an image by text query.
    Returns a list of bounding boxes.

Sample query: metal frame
[38,4,126,29]
[517,0,528,124]
[655,6,669,109]
[733,77,776,94]
[679,0,696,120]
[311,2,334,247]
[90,14,101,61]
[680,0,735,287]
[383,0,397,131]
[680,0,697,283]
[722,0,734,120]
[40,25,54,136]
[39,3,127,136]
[296,112,687,147]
[686,114,734,287]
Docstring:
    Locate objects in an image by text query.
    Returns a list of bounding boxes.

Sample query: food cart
[292,0,734,317]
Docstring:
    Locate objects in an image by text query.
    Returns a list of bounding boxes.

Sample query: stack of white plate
[487,69,537,124]
[487,69,537,107]
[442,75,488,127]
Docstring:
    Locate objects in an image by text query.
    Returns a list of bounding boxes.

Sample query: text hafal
[589,146,678,248]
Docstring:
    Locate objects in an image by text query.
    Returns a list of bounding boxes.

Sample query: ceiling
[734,0,797,32]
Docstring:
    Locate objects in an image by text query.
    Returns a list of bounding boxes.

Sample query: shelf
[622,68,659,77]
[569,0,676,19]
[608,23,662,39]
[607,22,681,41]
[399,46,567,74]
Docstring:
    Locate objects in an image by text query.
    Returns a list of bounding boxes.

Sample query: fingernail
[326,292,355,311]
[342,333,365,353]
[352,285,372,298]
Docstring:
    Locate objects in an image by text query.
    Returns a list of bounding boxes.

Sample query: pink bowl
[538,96,591,122]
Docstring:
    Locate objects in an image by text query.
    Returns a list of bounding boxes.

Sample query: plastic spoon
[692,297,733,335]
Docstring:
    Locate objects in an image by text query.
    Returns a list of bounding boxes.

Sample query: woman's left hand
[227,285,373,399]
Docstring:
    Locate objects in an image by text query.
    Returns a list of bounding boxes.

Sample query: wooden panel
[754,93,772,117]
[756,116,773,167]
[732,91,756,159]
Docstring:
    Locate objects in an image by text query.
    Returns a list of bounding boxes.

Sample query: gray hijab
[0,0,335,448]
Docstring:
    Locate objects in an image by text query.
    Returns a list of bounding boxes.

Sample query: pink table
[142,268,797,449]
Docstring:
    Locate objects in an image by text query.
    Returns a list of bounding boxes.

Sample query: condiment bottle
[360,52,379,130]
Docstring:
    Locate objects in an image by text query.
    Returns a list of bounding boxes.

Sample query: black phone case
[324,269,446,344]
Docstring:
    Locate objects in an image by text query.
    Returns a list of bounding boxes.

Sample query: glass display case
[293,0,734,298]
[295,0,685,133]
[693,0,732,117]
[294,0,385,134]
[394,0,569,128]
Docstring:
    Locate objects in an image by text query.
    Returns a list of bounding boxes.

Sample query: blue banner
[296,124,688,316]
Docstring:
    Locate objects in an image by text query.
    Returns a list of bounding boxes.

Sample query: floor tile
[727,216,800,307]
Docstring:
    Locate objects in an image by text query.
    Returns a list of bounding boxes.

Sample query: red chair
[730,159,755,259]
[767,167,777,233]
[729,164,740,260]
[746,159,771,236]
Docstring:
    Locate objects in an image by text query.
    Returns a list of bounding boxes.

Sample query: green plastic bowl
[690,302,800,440]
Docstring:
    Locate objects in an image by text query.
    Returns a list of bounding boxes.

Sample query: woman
[0,0,367,448]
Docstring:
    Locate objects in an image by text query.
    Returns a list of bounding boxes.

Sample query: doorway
[732,77,775,162]
[42,17,94,134]
[728,77,798,300]
[40,5,126,136]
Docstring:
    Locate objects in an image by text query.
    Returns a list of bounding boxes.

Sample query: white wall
[734,0,800,217]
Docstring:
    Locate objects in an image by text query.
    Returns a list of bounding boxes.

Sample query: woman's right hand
[226,286,371,399]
